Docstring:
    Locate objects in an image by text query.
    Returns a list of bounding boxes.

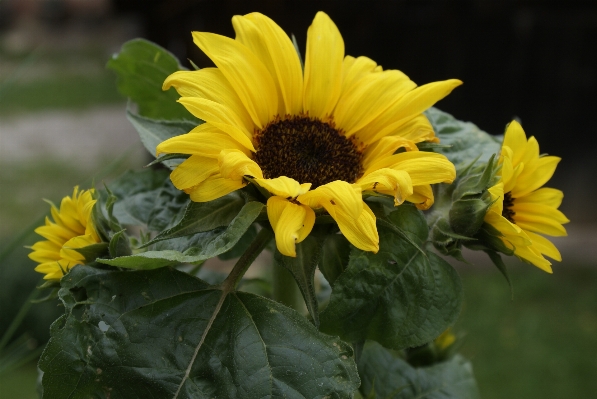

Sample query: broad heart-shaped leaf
[274,231,326,327]
[39,267,360,399]
[127,111,198,164]
[425,107,501,168]
[107,38,196,121]
[97,202,265,270]
[108,168,189,232]
[149,191,247,244]
[320,205,463,350]
[358,341,480,399]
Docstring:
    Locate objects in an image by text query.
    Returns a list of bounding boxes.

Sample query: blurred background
[0,1,595,398]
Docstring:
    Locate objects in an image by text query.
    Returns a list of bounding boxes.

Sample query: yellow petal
[333,201,379,253]
[484,211,532,247]
[355,79,462,144]
[502,120,529,166]
[365,151,456,186]
[357,168,413,206]
[233,13,303,115]
[407,184,434,210]
[526,231,562,262]
[361,136,418,170]
[298,180,362,220]
[192,31,278,128]
[389,114,439,143]
[341,55,381,94]
[512,243,553,273]
[303,12,344,118]
[253,176,311,198]
[163,68,254,131]
[267,196,315,257]
[335,69,414,136]
[170,155,219,191]
[514,187,563,208]
[512,203,570,225]
[511,155,560,197]
[218,150,263,181]
[178,97,255,151]
[189,175,246,202]
[157,124,250,158]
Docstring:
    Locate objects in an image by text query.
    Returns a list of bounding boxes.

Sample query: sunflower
[28,187,101,280]
[484,121,569,273]
[157,12,460,257]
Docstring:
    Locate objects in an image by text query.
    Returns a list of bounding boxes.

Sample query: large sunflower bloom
[28,187,101,280]
[484,121,569,272]
[157,12,460,256]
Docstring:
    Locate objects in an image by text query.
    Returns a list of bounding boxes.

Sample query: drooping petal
[303,12,344,118]
[233,13,303,115]
[170,155,219,191]
[407,184,435,210]
[253,176,311,198]
[178,97,255,151]
[357,168,413,206]
[365,151,456,186]
[163,68,253,131]
[333,201,379,253]
[298,180,362,220]
[192,31,278,128]
[511,243,553,273]
[267,196,315,257]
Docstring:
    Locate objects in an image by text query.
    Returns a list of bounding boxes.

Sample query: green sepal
[71,242,109,264]
[108,229,132,258]
[39,266,361,398]
[107,38,197,121]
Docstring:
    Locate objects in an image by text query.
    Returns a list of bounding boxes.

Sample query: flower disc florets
[254,115,363,188]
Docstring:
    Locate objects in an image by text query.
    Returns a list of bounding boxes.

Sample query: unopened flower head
[28,187,101,280]
[484,121,569,272]
[157,12,460,256]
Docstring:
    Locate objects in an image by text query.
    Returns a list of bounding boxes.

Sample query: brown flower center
[253,115,363,188]
[502,191,516,223]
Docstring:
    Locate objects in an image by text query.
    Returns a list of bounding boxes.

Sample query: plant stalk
[272,263,303,312]
[222,227,273,291]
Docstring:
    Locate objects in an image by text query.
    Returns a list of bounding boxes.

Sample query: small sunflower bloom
[484,121,569,272]
[28,187,101,280]
[157,12,460,256]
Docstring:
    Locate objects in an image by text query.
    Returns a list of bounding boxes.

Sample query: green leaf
[274,232,325,327]
[425,107,501,168]
[109,169,189,232]
[148,192,247,244]
[320,205,463,350]
[98,202,265,269]
[126,111,198,163]
[320,233,351,286]
[107,38,195,121]
[146,152,190,167]
[39,266,360,398]
[217,225,258,260]
[358,341,480,399]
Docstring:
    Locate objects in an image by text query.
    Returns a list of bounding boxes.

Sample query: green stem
[272,263,303,312]
[222,227,273,292]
